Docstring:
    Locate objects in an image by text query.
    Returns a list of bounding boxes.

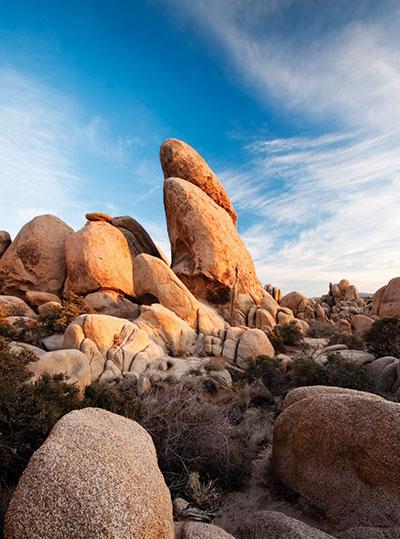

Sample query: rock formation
[160,138,237,225]
[273,386,400,527]
[64,220,134,296]
[164,177,265,323]
[372,277,400,317]
[0,215,73,297]
[4,408,174,538]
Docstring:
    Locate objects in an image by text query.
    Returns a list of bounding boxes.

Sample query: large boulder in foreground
[273,386,400,527]
[164,178,264,323]
[160,138,237,225]
[372,277,400,317]
[64,220,134,296]
[0,215,73,297]
[5,408,174,538]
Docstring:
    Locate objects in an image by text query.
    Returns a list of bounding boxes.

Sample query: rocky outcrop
[351,314,374,333]
[84,290,139,320]
[240,510,335,538]
[4,408,174,538]
[112,215,163,260]
[133,253,226,333]
[64,314,162,381]
[64,220,134,296]
[25,290,60,307]
[280,291,314,321]
[372,277,400,317]
[11,342,91,394]
[273,387,400,527]
[0,215,73,297]
[0,295,36,317]
[0,231,11,257]
[164,178,264,323]
[160,138,237,225]
[264,284,282,303]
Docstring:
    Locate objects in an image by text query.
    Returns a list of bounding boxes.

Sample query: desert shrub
[274,321,304,347]
[139,384,255,497]
[185,471,220,511]
[364,317,400,358]
[82,382,140,419]
[328,331,365,350]
[306,321,335,338]
[0,337,82,529]
[0,306,13,339]
[292,352,375,392]
[37,292,93,336]
[233,355,286,395]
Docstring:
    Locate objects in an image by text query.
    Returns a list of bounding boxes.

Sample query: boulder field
[2,138,400,538]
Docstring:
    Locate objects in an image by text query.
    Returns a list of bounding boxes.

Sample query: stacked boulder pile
[0,138,311,394]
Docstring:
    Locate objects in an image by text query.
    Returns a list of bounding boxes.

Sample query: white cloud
[164,0,400,296]
[0,69,87,237]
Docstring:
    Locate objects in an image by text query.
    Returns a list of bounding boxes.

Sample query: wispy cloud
[168,0,400,296]
[0,68,84,236]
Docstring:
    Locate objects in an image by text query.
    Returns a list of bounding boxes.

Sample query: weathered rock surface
[85,211,112,223]
[25,290,60,307]
[273,388,400,526]
[0,230,11,257]
[372,277,400,317]
[0,295,36,317]
[175,521,234,539]
[64,221,134,296]
[64,314,158,380]
[351,314,374,333]
[240,510,335,538]
[84,290,139,320]
[281,291,310,319]
[5,408,174,538]
[112,215,163,260]
[136,303,197,356]
[164,178,264,322]
[10,342,90,393]
[0,215,73,297]
[28,349,90,394]
[160,138,237,224]
[282,385,383,410]
[133,253,225,332]
[338,526,400,539]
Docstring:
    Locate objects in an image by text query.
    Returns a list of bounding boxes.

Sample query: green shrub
[83,382,140,419]
[185,471,220,512]
[328,331,365,350]
[233,355,286,395]
[37,292,93,336]
[292,352,375,392]
[274,321,304,347]
[364,317,400,358]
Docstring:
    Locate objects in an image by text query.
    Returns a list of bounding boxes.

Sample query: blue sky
[1,0,400,296]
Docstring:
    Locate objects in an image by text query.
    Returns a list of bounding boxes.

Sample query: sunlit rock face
[163,176,265,324]
[0,215,73,298]
[160,137,237,225]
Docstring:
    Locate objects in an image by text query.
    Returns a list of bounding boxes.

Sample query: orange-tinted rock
[160,138,237,224]
[85,212,112,223]
[372,277,400,317]
[112,215,163,260]
[64,221,134,296]
[164,178,264,322]
[0,215,73,298]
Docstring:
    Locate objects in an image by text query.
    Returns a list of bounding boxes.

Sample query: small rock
[85,212,112,223]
